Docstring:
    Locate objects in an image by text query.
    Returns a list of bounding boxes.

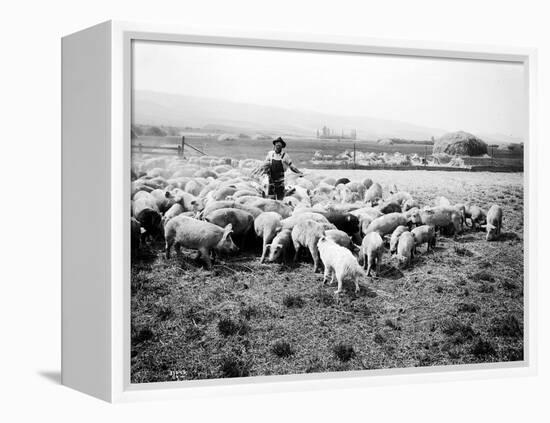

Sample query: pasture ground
[131,170,524,383]
[133,135,524,169]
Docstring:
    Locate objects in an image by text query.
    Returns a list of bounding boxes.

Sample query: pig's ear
[165,191,173,198]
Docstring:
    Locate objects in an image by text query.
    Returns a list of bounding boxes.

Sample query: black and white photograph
[130,40,525,383]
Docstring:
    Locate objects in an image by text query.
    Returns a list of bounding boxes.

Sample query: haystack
[377,138,394,145]
[433,131,488,156]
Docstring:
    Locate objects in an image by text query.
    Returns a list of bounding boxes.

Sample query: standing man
[263,137,303,200]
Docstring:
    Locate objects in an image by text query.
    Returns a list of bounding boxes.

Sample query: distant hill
[133,90,447,141]
[473,132,523,146]
[377,137,433,145]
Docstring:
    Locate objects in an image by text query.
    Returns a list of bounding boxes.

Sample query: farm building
[433,131,488,156]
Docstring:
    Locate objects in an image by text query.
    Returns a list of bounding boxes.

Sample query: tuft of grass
[458,288,470,297]
[156,304,174,321]
[470,338,496,358]
[374,333,386,344]
[239,304,260,320]
[503,347,524,362]
[132,326,154,344]
[185,325,203,341]
[501,280,518,291]
[332,343,355,362]
[441,342,462,358]
[131,271,150,291]
[457,302,479,313]
[219,356,250,378]
[217,317,249,337]
[271,340,294,358]
[440,318,476,344]
[416,351,433,366]
[384,319,402,331]
[350,302,373,317]
[313,289,336,306]
[454,246,473,257]
[471,270,496,283]
[490,315,523,338]
[305,356,323,373]
[283,294,304,308]
[182,304,209,324]
[478,283,495,293]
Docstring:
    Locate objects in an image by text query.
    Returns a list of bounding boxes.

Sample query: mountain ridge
[133,90,520,144]
[133,90,447,141]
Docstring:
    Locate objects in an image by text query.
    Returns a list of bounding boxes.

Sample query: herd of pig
[131,156,504,295]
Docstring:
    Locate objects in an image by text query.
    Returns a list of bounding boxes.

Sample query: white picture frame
[61,20,538,403]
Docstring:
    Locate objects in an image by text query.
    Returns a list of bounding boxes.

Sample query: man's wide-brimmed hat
[272,137,286,148]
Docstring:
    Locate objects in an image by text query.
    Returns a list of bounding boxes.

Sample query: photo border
[110,21,537,402]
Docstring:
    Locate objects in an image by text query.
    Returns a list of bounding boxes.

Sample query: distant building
[317,125,357,140]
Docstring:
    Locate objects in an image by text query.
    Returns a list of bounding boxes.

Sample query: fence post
[424,145,428,166]
[181,136,185,157]
[353,143,356,169]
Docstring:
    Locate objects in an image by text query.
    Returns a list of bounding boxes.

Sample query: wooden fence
[131,136,206,157]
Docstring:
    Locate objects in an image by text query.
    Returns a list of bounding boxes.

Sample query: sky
[132,40,527,139]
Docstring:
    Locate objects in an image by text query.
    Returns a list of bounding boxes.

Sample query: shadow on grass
[455,235,478,243]
[496,232,521,242]
[134,240,164,262]
[378,265,404,280]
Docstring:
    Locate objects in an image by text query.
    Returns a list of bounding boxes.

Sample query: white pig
[486,204,503,241]
[360,232,385,276]
[317,236,365,294]
[396,231,415,267]
[291,219,326,272]
[164,215,238,269]
[389,225,409,255]
[254,212,282,263]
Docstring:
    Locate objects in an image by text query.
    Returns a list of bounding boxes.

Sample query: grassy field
[133,135,524,168]
[131,170,524,383]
